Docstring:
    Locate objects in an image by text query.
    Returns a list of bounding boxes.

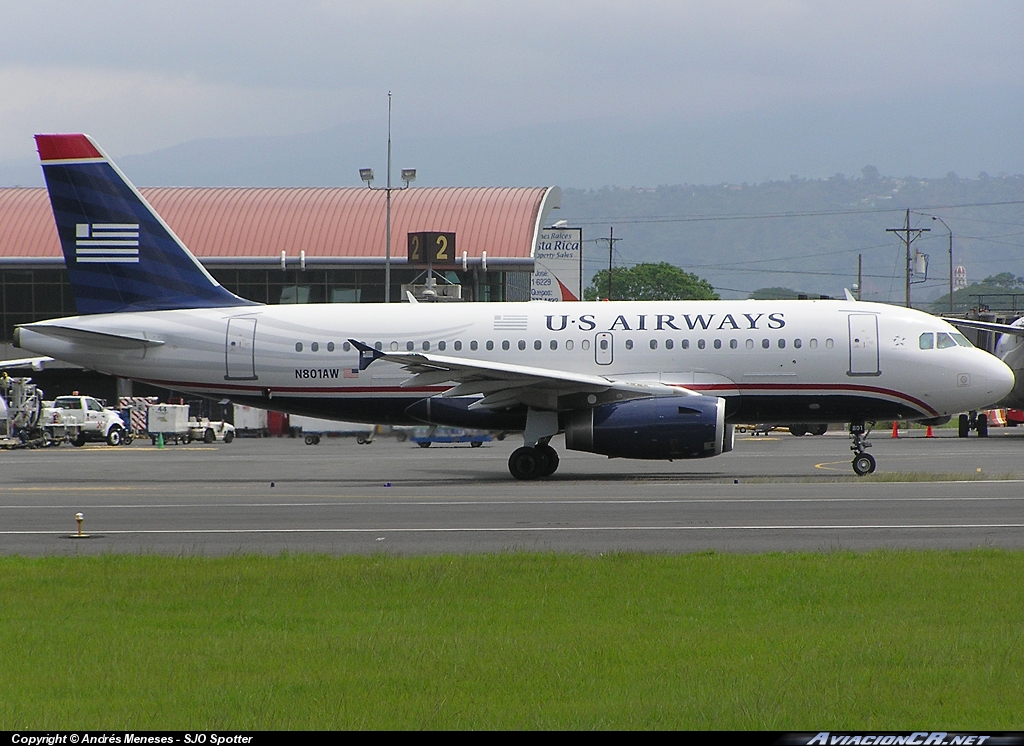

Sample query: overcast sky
[2,1,1023,186]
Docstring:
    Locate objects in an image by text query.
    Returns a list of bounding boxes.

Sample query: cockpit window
[936,332,957,349]
[951,333,973,348]
[919,333,934,350]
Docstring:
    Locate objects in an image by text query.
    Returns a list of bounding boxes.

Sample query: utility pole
[857,254,862,301]
[887,209,929,308]
[598,226,621,300]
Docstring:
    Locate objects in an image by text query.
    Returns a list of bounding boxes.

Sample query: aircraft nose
[976,352,1015,405]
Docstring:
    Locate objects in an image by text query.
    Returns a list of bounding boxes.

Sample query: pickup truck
[46,395,128,446]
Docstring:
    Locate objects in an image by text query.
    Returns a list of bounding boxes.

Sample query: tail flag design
[35,134,256,314]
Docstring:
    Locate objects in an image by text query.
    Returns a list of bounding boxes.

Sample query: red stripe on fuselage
[134,376,938,416]
[35,134,103,162]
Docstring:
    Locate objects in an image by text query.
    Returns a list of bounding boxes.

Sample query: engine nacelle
[563,395,729,460]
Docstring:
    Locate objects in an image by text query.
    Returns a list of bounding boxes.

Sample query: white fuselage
[16,299,1014,427]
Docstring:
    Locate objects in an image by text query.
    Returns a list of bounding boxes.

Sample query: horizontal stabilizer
[19,324,165,350]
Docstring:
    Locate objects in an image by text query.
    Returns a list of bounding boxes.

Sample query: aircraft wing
[944,318,1024,338]
[349,339,694,411]
[0,356,53,371]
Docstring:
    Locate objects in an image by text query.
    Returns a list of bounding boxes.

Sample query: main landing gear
[508,441,560,480]
[849,421,876,476]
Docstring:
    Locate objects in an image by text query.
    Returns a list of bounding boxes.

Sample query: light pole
[360,92,416,303]
[930,216,954,314]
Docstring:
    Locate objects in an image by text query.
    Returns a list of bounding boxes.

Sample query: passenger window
[406,341,415,351]
[327,342,335,352]
[502,341,510,351]
[729,339,737,349]
[793,339,802,349]
[681,339,690,350]
[697,339,706,350]
[342,342,351,352]
[549,340,558,350]
[650,339,658,350]
[746,339,753,349]
[518,340,526,350]
[534,340,542,350]
[600,339,608,350]
[295,342,303,352]
[486,341,494,351]
[438,341,446,351]
[937,332,956,349]
[625,339,633,350]
[470,341,478,351]
[566,340,575,351]
[582,339,591,351]
[311,342,319,352]
[762,339,770,349]
[374,342,383,351]
[714,339,722,349]
[810,338,818,349]
[390,341,399,351]
[423,341,431,351]
[454,341,463,351]
[778,339,786,349]
[665,339,674,350]
[825,338,834,349]
[919,333,934,350]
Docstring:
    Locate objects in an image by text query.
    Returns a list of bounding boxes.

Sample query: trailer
[410,426,492,448]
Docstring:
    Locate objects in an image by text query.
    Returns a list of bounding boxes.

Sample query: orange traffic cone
[891,421,899,438]
[926,425,934,438]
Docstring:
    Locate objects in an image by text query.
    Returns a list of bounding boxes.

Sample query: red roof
[0,186,558,263]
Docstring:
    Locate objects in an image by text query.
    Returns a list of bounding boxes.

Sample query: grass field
[1,552,1021,729]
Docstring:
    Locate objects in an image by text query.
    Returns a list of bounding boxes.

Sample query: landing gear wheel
[977,413,989,438]
[958,414,970,438]
[852,453,876,476]
[537,445,559,477]
[790,425,807,437]
[508,446,547,480]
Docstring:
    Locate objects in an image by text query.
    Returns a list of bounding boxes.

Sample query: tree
[749,287,802,300]
[583,262,718,301]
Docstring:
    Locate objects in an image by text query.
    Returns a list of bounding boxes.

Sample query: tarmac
[2,426,1023,555]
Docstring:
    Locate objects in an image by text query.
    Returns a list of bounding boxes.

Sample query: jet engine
[563,395,731,460]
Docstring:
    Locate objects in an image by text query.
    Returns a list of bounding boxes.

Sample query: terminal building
[0,185,562,403]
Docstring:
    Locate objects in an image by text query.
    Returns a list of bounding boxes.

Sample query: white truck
[47,395,129,446]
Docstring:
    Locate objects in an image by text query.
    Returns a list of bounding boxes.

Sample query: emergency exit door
[225,317,258,380]
[848,313,880,376]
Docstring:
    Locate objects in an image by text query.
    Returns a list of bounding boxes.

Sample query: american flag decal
[493,314,528,331]
[343,368,359,379]
[74,223,140,263]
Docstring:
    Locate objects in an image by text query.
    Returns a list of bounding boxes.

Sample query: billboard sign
[532,228,582,302]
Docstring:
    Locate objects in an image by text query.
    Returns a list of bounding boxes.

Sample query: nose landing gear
[849,421,876,475]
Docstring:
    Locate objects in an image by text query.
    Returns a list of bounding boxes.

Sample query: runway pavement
[2,428,1023,555]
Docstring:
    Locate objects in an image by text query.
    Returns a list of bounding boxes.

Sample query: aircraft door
[595,332,613,365]
[848,313,880,376]
[225,317,258,380]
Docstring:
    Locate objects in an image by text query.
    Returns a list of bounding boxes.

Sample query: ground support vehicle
[146,403,192,444]
[1,375,83,448]
[410,427,492,448]
[188,417,235,443]
[47,394,127,446]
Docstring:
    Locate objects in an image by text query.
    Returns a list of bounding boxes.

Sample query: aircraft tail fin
[34,134,256,314]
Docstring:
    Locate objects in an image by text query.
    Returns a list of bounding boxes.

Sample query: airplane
[12,133,1016,479]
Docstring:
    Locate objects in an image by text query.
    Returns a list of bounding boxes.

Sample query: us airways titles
[544,311,787,332]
